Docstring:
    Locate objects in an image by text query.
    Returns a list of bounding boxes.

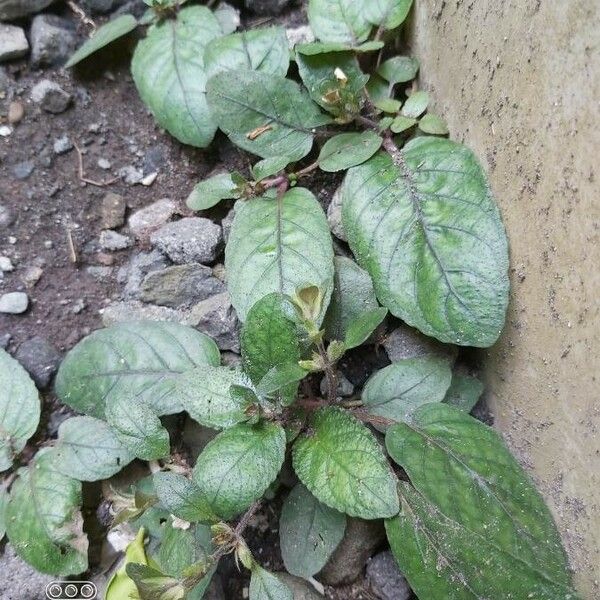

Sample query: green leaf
[296,40,384,55]
[56,321,220,418]
[153,472,217,523]
[401,90,429,118]
[126,564,186,600]
[205,27,289,78]
[106,527,146,600]
[193,422,286,519]
[377,55,419,84]
[225,187,334,322]
[365,0,413,29]
[443,372,483,412]
[177,366,251,429]
[252,157,291,181]
[186,173,238,211]
[131,6,222,147]
[374,98,402,113]
[51,416,134,481]
[66,14,138,68]
[256,363,308,401]
[307,0,371,45]
[0,485,7,541]
[419,113,449,135]
[366,73,393,103]
[292,407,398,519]
[296,50,368,121]
[344,307,388,349]
[390,114,417,133]
[342,138,509,346]
[6,449,87,576]
[385,403,576,599]
[318,131,383,172]
[0,348,40,472]
[362,357,452,429]
[207,70,330,161]
[280,483,346,578]
[249,565,293,600]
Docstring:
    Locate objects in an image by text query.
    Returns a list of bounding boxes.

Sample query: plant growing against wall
[0,0,578,598]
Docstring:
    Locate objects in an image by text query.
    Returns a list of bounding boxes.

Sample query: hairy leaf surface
[318,131,382,172]
[153,472,217,523]
[252,156,291,181]
[443,372,483,412]
[249,565,293,600]
[307,0,371,45]
[187,173,238,211]
[377,55,419,84]
[365,0,413,30]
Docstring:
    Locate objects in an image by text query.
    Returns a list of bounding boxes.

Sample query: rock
[0,0,54,20]
[102,300,184,326]
[0,545,55,600]
[286,24,315,48]
[366,551,411,600]
[319,518,385,585]
[118,249,169,298]
[151,217,223,264]
[383,324,457,363]
[21,265,43,287]
[188,292,240,352]
[275,573,322,600]
[140,263,225,308]
[15,335,61,388]
[244,0,292,16]
[98,157,111,170]
[101,192,126,229]
[7,101,23,124]
[128,198,177,237]
[53,134,73,154]
[31,79,71,113]
[0,24,28,62]
[221,207,235,243]
[0,204,14,228]
[80,0,123,13]
[327,186,346,241]
[86,265,113,282]
[11,160,34,180]
[320,371,354,398]
[0,124,12,137]
[0,291,28,314]
[0,256,13,271]
[30,14,77,67]
[119,164,143,185]
[99,229,133,251]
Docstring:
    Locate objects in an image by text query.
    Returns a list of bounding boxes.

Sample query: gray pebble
[30,13,77,67]
[0,291,28,314]
[188,292,240,352]
[15,335,61,389]
[0,23,28,63]
[128,198,177,237]
[53,134,73,155]
[99,229,132,251]
[31,79,71,113]
[12,160,34,179]
[366,551,412,600]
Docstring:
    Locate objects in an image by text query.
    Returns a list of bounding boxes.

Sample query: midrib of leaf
[276,195,284,294]
[29,460,67,547]
[336,0,358,45]
[369,371,437,407]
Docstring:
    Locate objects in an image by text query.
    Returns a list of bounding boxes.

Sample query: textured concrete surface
[407,1,599,596]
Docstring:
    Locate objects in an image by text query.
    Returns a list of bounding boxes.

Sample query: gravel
[101,192,126,229]
[99,229,133,251]
[30,79,71,113]
[128,198,177,237]
[53,134,73,154]
[0,23,28,63]
[0,291,28,313]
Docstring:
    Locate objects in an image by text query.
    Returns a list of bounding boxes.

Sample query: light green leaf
[365,0,413,29]
[377,55,419,84]
[374,98,402,113]
[342,138,509,346]
[106,527,146,600]
[66,14,138,68]
[6,449,87,576]
[251,157,291,181]
[55,321,220,418]
[296,40,384,55]
[187,173,238,211]
[131,6,222,147]
[362,357,452,429]
[390,114,417,133]
[193,422,286,519]
[280,483,346,578]
[307,0,371,45]
[250,565,293,600]
[0,485,7,541]
[366,73,392,103]
[419,113,449,135]
[214,2,240,35]
[126,563,186,600]
[0,348,40,472]
[401,90,429,118]
[205,27,289,78]
[177,366,251,429]
[344,307,388,349]
[256,363,308,400]
[385,403,576,599]
[51,416,133,481]
[292,407,398,519]
[443,372,483,412]
[207,70,330,161]
[318,131,383,172]
[225,187,334,322]
[153,472,217,523]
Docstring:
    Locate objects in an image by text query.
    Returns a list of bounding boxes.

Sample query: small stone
[274,574,322,600]
[0,23,28,63]
[0,124,12,137]
[30,14,77,67]
[0,0,55,20]
[72,298,86,314]
[21,265,43,287]
[0,333,11,349]
[31,79,71,114]
[97,157,111,170]
[188,292,240,352]
[101,192,126,229]
[53,134,73,155]
[128,198,177,237]
[15,335,61,388]
[327,186,346,241]
[118,249,169,298]
[286,24,315,48]
[43,240,53,249]
[0,256,14,271]
[0,205,13,228]
[383,324,458,363]
[7,100,24,124]
[8,236,16,244]
[151,217,223,264]
[96,252,115,266]
[366,551,411,600]
[141,171,158,186]
[320,371,354,398]
[12,160,34,180]
[244,0,292,16]
[102,300,185,326]
[86,265,113,282]
[99,229,132,251]
[119,165,143,185]
[0,291,28,314]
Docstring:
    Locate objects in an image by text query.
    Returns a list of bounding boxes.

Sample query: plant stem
[316,340,338,404]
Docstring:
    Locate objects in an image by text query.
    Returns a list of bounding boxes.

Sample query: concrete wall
[407,1,599,596]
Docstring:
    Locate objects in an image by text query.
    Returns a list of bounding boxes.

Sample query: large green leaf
[225,187,334,322]
[207,70,330,161]
[0,348,40,472]
[204,26,289,78]
[51,416,134,481]
[249,565,293,600]
[292,407,398,519]
[66,14,138,68]
[193,422,286,519]
[126,564,186,600]
[364,0,413,30]
[443,372,483,412]
[6,449,88,576]
[280,483,346,578]
[342,138,509,346]
[307,0,372,45]
[318,131,382,172]
[385,403,576,599]
[362,357,452,429]
[131,6,222,147]
[55,321,220,419]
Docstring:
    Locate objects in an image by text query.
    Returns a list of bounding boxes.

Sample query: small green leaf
[365,0,413,30]
[318,131,383,172]
[366,73,392,103]
[0,486,7,541]
[374,98,402,113]
[66,14,138,68]
[280,483,346,578]
[193,422,286,519]
[292,407,398,519]
[307,0,371,45]
[207,70,330,161]
[126,563,186,600]
[0,347,40,472]
[377,55,419,84]
[390,114,417,133]
[106,527,147,600]
[344,307,388,349]
[401,90,429,118]
[443,372,483,412]
[186,173,238,211]
[252,156,291,181]
[205,27,289,78]
[296,40,384,55]
[6,449,88,576]
[153,472,217,523]
[51,416,134,481]
[256,363,308,401]
[249,565,293,600]
[362,357,452,429]
[419,113,449,135]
